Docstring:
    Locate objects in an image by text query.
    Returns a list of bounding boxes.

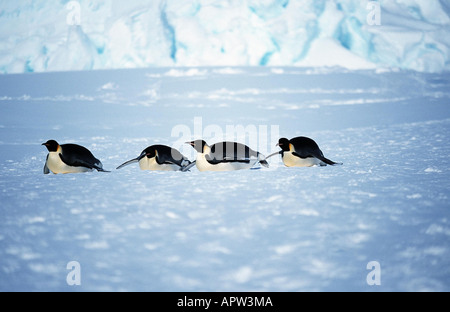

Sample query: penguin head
[276,138,291,152]
[42,140,60,152]
[187,140,208,153]
[116,147,157,170]
[139,147,157,160]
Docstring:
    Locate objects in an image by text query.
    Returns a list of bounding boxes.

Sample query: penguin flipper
[43,155,50,174]
[292,151,313,159]
[205,155,250,165]
[59,153,89,168]
[155,155,182,167]
[154,146,188,167]
[59,153,109,171]
[153,152,191,171]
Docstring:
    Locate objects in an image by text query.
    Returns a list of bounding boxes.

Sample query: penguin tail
[180,161,196,172]
[93,162,111,172]
[320,156,343,166]
[96,168,111,173]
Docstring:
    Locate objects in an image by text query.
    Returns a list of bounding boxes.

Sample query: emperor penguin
[273,137,342,167]
[187,140,269,172]
[116,145,195,172]
[42,140,109,174]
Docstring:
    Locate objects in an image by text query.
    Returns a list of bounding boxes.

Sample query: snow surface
[1,0,450,73]
[1,67,450,291]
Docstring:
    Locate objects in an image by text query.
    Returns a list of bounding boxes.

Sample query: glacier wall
[0,0,449,74]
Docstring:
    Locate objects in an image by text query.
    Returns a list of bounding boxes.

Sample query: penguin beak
[116,152,147,170]
[116,158,139,170]
[42,142,48,146]
[266,151,282,159]
[186,141,195,147]
[137,151,148,161]
[276,143,281,147]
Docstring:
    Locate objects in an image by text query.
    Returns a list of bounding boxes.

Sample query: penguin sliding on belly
[42,140,109,174]
[116,145,195,172]
[187,140,269,172]
[269,137,342,167]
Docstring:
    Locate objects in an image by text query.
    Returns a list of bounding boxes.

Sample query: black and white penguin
[274,137,342,167]
[116,145,195,172]
[187,140,269,172]
[42,140,109,174]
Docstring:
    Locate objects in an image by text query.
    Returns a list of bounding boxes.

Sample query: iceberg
[0,0,449,73]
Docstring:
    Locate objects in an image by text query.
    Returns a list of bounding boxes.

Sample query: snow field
[0,67,449,291]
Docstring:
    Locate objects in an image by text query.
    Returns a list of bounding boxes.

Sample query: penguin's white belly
[196,154,258,172]
[139,157,180,171]
[282,152,323,167]
[47,152,92,174]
